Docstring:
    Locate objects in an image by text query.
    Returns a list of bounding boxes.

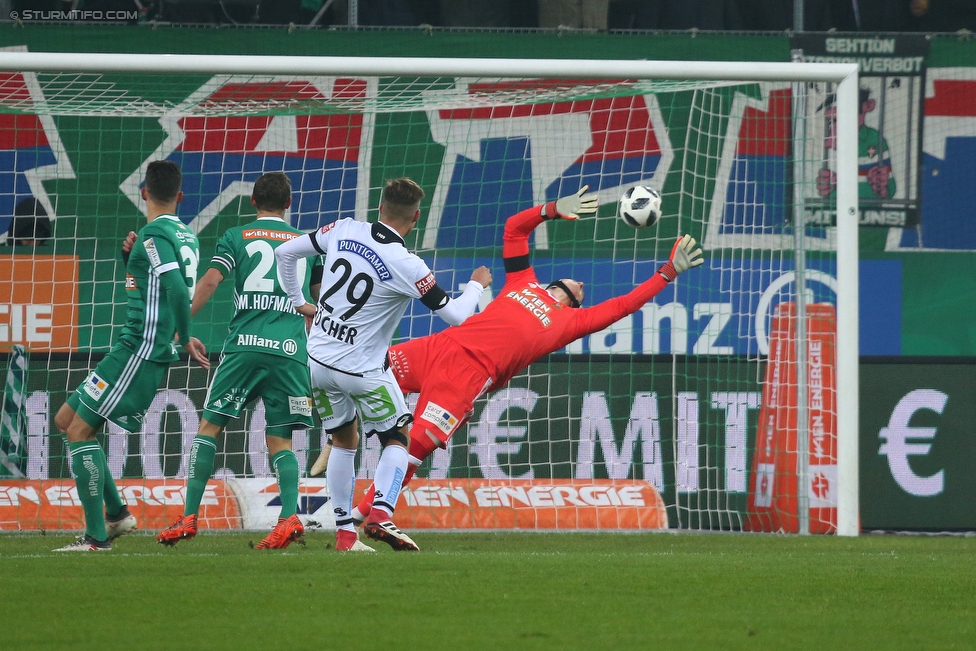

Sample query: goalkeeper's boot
[255,514,305,550]
[53,534,111,552]
[363,512,420,552]
[156,514,198,546]
[105,506,137,541]
[335,528,375,552]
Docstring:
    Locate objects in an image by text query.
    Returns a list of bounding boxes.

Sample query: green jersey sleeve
[159,266,192,347]
[142,231,181,276]
[210,229,237,277]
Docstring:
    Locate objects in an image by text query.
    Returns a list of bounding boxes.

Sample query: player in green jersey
[53,160,209,552]
[157,172,321,550]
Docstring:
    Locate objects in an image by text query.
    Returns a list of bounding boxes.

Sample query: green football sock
[69,441,108,542]
[103,465,125,517]
[185,435,217,517]
[271,449,300,519]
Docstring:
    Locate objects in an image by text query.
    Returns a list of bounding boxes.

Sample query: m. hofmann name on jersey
[337,240,392,281]
[234,294,299,313]
[505,286,553,327]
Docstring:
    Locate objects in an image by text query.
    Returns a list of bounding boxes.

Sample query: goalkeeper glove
[544,186,599,220]
[658,234,704,282]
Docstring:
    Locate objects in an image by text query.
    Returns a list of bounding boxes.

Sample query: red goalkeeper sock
[402,464,417,489]
[354,484,375,520]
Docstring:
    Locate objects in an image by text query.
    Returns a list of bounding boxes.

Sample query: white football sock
[327,447,357,532]
[371,445,408,519]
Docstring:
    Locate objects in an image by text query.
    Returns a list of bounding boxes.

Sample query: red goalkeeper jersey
[439,204,669,390]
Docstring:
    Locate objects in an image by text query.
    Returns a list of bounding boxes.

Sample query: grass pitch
[2,530,974,650]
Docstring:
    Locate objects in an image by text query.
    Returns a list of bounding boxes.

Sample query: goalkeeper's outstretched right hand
[657,234,704,282]
[544,185,599,220]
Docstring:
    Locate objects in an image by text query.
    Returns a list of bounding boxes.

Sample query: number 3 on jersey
[180,245,200,299]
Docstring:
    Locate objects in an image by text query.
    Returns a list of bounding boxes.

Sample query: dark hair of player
[252,172,292,212]
[145,160,183,203]
[381,177,425,221]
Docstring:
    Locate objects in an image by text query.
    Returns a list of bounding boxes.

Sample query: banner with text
[0,479,240,531]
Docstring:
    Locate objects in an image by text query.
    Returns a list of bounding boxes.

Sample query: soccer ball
[617,186,662,228]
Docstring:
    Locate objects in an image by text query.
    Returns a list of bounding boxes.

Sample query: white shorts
[309,361,410,436]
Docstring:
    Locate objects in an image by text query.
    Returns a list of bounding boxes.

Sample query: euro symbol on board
[877,389,947,497]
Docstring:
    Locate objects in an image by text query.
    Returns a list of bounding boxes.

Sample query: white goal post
[0,52,859,536]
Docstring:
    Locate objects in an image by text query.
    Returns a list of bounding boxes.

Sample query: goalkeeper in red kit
[346,186,704,538]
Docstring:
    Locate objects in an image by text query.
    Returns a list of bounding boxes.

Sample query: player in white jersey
[276,177,491,551]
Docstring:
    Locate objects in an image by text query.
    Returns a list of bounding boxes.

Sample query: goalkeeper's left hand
[657,234,704,282]
[545,186,599,220]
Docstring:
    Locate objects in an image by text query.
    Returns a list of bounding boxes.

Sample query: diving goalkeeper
[346,186,705,527]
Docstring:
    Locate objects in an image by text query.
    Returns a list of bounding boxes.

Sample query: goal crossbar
[0,52,857,83]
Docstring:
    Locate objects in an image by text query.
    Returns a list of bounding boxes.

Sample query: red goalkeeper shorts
[388,335,493,446]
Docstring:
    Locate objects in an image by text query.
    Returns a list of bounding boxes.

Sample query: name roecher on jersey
[314,313,358,345]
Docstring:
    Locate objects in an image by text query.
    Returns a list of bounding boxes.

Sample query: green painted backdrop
[4,24,975,355]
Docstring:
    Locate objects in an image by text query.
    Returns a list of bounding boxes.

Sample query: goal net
[0,53,859,536]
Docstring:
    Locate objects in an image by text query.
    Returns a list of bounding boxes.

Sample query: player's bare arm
[191,267,225,317]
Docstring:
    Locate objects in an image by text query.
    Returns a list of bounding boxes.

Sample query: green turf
[2,531,974,650]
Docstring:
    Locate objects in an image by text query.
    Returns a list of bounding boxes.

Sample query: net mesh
[0,66,841,534]
[0,73,740,117]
